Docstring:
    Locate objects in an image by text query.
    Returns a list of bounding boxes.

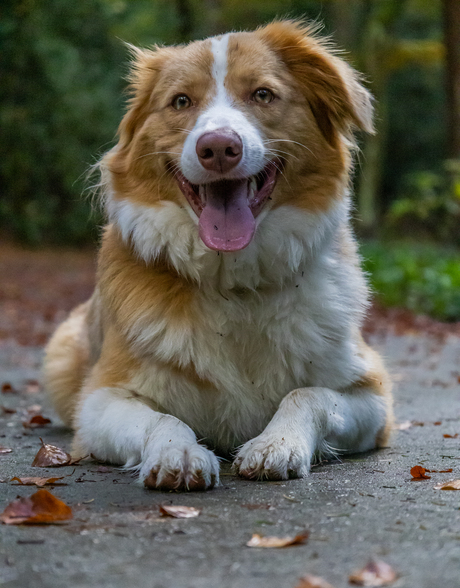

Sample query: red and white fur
[44,21,393,491]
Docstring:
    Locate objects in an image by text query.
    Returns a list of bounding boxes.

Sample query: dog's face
[108,21,373,252]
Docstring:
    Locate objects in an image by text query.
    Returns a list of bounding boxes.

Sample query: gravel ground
[0,333,460,588]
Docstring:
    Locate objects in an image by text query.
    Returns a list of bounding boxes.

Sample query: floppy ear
[117,45,164,149]
[258,20,374,145]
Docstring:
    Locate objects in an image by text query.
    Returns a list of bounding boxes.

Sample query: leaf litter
[349,560,397,586]
[31,438,71,467]
[10,475,70,487]
[23,415,52,429]
[295,574,335,588]
[0,489,72,525]
[246,531,309,548]
[434,480,460,490]
[159,505,201,518]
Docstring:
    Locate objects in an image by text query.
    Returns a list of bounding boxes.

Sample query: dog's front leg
[73,387,219,490]
[233,387,391,480]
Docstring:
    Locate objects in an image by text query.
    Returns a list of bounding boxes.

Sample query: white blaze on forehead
[210,34,231,105]
[180,32,266,185]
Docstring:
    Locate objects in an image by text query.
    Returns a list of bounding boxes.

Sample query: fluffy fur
[44,20,393,491]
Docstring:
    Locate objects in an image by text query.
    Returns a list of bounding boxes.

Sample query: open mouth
[175,161,279,252]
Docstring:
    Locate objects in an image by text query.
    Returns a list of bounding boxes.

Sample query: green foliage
[0,0,125,243]
[361,241,460,321]
[386,162,460,245]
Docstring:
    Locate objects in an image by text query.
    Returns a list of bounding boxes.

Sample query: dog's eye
[252,88,275,104]
[172,95,192,110]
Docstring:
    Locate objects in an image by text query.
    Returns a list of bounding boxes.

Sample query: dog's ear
[258,20,374,145]
[117,45,164,149]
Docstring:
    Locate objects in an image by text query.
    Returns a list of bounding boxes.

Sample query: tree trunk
[443,0,460,159]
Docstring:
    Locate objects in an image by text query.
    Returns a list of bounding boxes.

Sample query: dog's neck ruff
[105,193,350,290]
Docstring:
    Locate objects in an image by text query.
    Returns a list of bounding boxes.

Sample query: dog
[44,20,393,491]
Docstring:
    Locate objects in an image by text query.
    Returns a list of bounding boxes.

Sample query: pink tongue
[198,179,255,252]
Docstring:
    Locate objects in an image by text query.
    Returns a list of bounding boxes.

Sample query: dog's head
[106,20,373,253]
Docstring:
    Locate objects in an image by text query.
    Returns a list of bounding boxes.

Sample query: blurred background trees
[0,0,459,317]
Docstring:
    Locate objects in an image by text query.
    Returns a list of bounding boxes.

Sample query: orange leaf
[295,574,335,588]
[410,465,431,479]
[0,489,72,525]
[159,505,201,518]
[10,476,67,487]
[349,560,397,586]
[246,531,309,548]
[443,433,458,438]
[31,439,71,467]
[434,479,460,490]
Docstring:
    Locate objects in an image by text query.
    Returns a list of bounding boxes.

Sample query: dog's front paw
[233,433,312,480]
[140,442,219,491]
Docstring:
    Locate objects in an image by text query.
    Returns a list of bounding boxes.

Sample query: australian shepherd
[44,20,393,491]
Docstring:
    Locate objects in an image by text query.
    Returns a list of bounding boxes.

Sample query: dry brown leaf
[31,439,71,467]
[246,531,309,548]
[1,406,16,414]
[0,489,72,525]
[295,574,335,588]
[443,433,459,439]
[433,421,442,425]
[410,465,431,479]
[159,505,201,518]
[434,479,460,490]
[10,476,67,487]
[393,420,412,430]
[349,560,397,586]
[23,415,52,429]
[438,468,453,473]
[1,383,17,394]
[0,447,13,455]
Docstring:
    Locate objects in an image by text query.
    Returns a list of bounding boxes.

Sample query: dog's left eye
[252,88,275,104]
[172,95,192,110]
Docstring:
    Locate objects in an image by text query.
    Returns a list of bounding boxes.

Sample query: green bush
[361,241,460,321]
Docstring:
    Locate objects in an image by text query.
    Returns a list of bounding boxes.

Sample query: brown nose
[196,129,242,173]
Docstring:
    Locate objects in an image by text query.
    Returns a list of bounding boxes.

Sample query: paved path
[1,334,460,588]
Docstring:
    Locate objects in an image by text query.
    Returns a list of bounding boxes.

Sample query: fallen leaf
[24,380,41,394]
[443,433,459,439]
[0,447,13,455]
[159,505,201,518]
[23,415,52,429]
[393,420,412,430]
[433,421,442,426]
[31,439,71,467]
[0,489,72,525]
[438,468,453,473]
[434,479,460,490]
[246,531,309,548]
[349,560,397,586]
[295,574,335,588]
[10,476,67,487]
[410,465,431,479]
[26,404,42,414]
[1,406,16,414]
[1,383,17,394]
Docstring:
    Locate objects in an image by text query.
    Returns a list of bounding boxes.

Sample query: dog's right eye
[172,95,192,110]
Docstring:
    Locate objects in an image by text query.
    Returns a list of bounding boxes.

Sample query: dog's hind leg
[72,386,220,491]
[43,301,92,427]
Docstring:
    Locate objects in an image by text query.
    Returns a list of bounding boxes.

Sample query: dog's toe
[233,435,311,480]
[141,443,219,491]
